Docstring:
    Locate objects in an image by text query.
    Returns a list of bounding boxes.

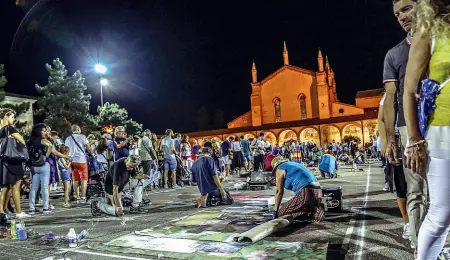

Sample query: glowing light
[95,64,107,74]
[100,78,108,86]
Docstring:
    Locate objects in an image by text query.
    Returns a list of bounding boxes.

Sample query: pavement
[0,161,435,260]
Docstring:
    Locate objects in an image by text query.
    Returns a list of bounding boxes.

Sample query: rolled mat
[233,218,290,243]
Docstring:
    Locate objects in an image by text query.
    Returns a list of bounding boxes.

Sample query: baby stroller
[87,156,107,199]
[176,156,192,187]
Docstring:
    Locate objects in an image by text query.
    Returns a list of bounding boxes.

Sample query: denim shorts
[164,157,177,171]
[243,154,251,162]
[60,170,72,182]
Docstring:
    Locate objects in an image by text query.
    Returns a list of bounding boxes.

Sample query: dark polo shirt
[382,34,412,128]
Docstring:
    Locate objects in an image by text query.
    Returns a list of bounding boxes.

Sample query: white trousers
[418,126,450,259]
[98,179,151,216]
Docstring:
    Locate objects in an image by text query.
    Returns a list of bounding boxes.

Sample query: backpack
[28,144,46,167]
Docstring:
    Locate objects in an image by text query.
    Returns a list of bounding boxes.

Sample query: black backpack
[28,144,46,167]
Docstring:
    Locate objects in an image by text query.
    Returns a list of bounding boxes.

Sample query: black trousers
[385,162,407,199]
[253,154,265,171]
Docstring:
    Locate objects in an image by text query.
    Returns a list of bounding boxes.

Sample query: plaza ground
[1,162,425,260]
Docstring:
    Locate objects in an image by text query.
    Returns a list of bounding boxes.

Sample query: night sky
[0,0,406,134]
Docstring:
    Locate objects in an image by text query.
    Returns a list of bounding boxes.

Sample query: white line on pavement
[357,163,371,260]
[341,164,372,252]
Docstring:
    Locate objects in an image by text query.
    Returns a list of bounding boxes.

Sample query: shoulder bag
[0,126,29,162]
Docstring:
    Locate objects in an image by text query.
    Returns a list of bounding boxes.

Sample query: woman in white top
[230,136,244,176]
[180,135,193,169]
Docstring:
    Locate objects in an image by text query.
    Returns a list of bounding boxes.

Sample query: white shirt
[65,134,88,163]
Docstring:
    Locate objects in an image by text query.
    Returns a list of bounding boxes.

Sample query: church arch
[364,122,378,144]
[244,133,256,141]
[320,125,341,147]
[273,97,282,122]
[278,129,298,145]
[261,131,277,146]
[211,136,222,142]
[299,128,320,146]
[298,94,307,120]
[342,124,363,146]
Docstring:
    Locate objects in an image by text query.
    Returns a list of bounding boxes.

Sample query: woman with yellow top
[403,1,450,259]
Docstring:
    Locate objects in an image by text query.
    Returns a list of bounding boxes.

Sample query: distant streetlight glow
[95,64,107,74]
[100,78,108,86]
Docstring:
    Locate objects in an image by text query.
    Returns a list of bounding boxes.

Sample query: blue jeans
[29,163,51,210]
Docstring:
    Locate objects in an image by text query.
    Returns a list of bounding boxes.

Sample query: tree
[35,58,92,137]
[95,102,142,136]
[197,106,209,130]
[213,109,225,129]
[0,64,32,132]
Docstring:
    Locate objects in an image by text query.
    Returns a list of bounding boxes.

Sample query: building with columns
[186,42,383,147]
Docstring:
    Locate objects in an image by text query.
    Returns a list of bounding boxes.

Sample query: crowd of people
[0,0,447,259]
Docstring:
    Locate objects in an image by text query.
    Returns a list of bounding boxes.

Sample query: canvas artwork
[89,207,328,259]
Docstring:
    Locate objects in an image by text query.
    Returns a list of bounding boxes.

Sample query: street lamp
[99,78,108,106]
[94,63,107,106]
[95,64,107,74]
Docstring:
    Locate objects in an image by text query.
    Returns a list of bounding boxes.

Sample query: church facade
[186,42,383,147]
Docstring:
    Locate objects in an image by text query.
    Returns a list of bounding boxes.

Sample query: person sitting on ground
[191,147,233,208]
[271,157,325,222]
[319,151,339,178]
[91,154,149,216]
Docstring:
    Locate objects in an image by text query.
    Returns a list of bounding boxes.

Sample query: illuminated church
[187,42,383,147]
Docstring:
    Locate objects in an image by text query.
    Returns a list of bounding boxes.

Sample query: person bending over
[271,157,325,222]
[191,147,233,208]
[91,155,148,216]
[319,152,339,178]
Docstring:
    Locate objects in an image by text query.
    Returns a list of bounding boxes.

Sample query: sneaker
[129,205,147,214]
[141,199,152,206]
[164,185,168,189]
[15,212,30,219]
[49,204,55,210]
[80,198,89,204]
[43,208,52,214]
[383,183,390,192]
[438,248,450,260]
[62,203,71,208]
[402,223,411,239]
[28,210,35,215]
[90,200,101,217]
[172,185,180,189]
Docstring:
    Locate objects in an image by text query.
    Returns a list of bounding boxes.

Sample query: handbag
[0,126,29,162]
[418,77,450,137]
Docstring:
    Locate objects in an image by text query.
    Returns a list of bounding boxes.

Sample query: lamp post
[99,78,108,106]
[95,64,107,106]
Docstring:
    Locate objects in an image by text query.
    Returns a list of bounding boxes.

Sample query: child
[58,145,72,207]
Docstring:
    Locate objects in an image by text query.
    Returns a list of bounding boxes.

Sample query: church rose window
[299,94,307,119]
[273,98,281,122]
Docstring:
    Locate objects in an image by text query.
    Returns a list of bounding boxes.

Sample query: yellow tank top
[429,33,450,126]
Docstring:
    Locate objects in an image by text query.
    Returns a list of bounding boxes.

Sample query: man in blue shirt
[191,147,233,208]
[110,126,132,161]
[240,136,252,172]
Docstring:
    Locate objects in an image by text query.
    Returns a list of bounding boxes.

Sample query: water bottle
[10,220,16,240]
[67,228,77,248]
[77,230,88,241]
[16,221,27,241]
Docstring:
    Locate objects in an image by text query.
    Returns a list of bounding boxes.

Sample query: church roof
[259,65,315,85]
[355,88,384,99]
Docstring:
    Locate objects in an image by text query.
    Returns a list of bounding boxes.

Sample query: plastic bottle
[67,228,77,248]
[16,221,27,241]
[76,230,88,241]
[10,220,16,240]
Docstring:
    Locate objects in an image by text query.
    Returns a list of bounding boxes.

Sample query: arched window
[273,98,281,122]
[299,94,307,119]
